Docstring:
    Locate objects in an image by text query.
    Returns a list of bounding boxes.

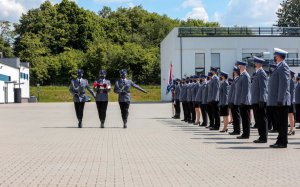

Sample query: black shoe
[181,119,186,122]
[188,121,194,124]
[100,121,105,128]
[237,136,249,139]
[200,123,207,127]
[220,129,228,133]
[288,131,295,136]
[253,139,267,143]
[210,127,219,131]
[296,126,300,129]
[123,120,127,128]
[173,116,180,119]
[229,132,240,135]
[78,120,82,128]
[269,130,278,133]
[269,144,287,148]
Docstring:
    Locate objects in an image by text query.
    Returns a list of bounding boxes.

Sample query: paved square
[1,103,300,187]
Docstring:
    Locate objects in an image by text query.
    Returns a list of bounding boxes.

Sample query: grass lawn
[30,85,161,102]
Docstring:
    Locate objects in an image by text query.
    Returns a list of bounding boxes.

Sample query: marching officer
[250,57,268,143]
[268,48,291,148]
[229,66,241,135]
[219,71,230,133]
[288,71,296,135]
[69,69,95,128]
[206,72,214,128]
[173,79,181,119]
[234,61,251,139]
[208,67,220,131]
[200,75,208,127]
[194,75,202,125]
[114,69,147,128]
[187,77,196,124]
[93,70,111,128]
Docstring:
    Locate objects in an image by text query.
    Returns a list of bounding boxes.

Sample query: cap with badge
[210,67,218,72]
[252,56,265,64]
[208,72,213,77]
[220,71,229,78]
[233,66,239,73]
[274,48,288,58]
[236,60,248,66]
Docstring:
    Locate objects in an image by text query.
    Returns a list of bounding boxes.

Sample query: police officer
[268,63,278,133]
[268,48,291,148]
[235,61,251,139]
[229,66,241,135]
[187,77,196,124]
[250,57,268,143]
[208,67,220,131]
[173,79,181,119]
[200,75,208,127]
[288,71,296,135]
[114,69,147,128]
[194,75,202,125]
[191,76,198,125]
[206,72,214,128]
[69,69,95,128]
[180,78,189,122]
[93,70,111,128]
[219,71,229,133]
[295,73,300,128]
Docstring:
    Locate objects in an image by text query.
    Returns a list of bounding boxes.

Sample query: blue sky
[0,0,283,26]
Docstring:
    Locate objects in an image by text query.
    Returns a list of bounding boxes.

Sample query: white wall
[161,28,300,101]
[0,63,30,103]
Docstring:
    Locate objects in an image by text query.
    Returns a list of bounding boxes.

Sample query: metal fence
[178,27,300,37]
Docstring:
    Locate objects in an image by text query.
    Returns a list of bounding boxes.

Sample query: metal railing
[178,27,300,37]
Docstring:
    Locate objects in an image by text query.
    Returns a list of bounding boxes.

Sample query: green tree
[276,0,300,27]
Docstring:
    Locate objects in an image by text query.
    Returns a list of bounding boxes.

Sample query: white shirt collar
[255,67,263,73]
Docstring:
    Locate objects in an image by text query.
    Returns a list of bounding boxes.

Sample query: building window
[287,53,298,59]
[211,53,220,70]
[195,53,205,75]
[0,74,10,82]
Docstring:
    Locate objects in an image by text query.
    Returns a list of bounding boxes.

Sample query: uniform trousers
[96,101,108,122]
[200,104,208,126]
[74,102,85,121]
[239,105,251,137]
[275,106,289,145]
[252,104,268,141]
[230,105,241,133]
[119,102,130,122]
[174,99,181,117]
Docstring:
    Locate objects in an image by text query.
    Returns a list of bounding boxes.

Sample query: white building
[161,27,300,101]
[0,55,30,104]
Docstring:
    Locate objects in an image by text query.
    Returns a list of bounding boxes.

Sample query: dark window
[211,53,220,70]
[195,53,205,75]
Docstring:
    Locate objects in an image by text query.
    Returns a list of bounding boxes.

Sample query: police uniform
[114,69,147,128]
[268,48,291,148]
[219,72,229,117]
[206,73,214,128]
[250,57,268,143]
[295,74,300,123]
[229,67,241,135]
[289,71,296,114]
[186,78,193,123]
[180,79,189,122]
[69,69,95,128]
[267,64,278,132]
[208,67,221,130]
[93,70,111,128]
[234,61,251,139]
[173,79,181,119]
[200,76,208,127]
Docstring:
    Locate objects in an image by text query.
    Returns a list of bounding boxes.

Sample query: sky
[0,0,283,26]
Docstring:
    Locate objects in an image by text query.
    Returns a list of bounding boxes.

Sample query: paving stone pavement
[1,103,300,187]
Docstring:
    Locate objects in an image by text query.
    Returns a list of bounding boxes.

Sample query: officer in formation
[173,48,294,148]
[250,57,268,143]
[172,79,181,119]
[295,73,300,125]
[69,69,95,128]
[114,69,147,128]
[93,70,111,128]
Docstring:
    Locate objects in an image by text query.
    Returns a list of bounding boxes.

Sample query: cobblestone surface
[0,103,300,187]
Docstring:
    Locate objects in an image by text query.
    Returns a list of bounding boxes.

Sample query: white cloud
[93,0,132,3]
[181,0,209,21]
[220,0,282,26]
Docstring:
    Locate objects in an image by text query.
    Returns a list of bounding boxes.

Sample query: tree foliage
[276,0,300,27]
[11,0,219,85]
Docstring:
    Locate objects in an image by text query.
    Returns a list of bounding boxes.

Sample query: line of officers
[69,69,147,129]
[172,48,300,148]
